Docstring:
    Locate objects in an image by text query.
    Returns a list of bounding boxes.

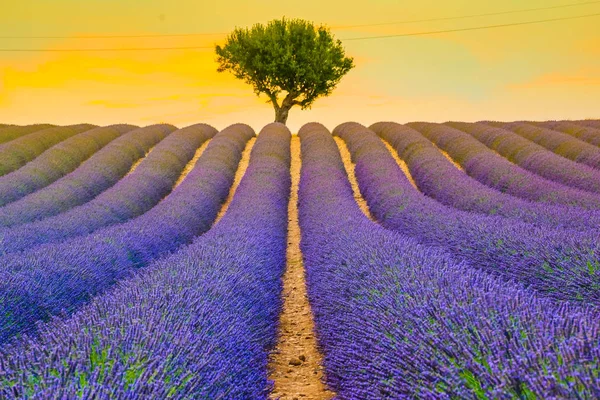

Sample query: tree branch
[215,18,354,124]
[266,91,280,110]
[281,92,298,108]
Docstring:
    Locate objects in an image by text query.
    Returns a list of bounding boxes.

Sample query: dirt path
[268,136,334,400]
[430,142,465,171]
[377,139,419,190]
[335,137,380,219]
[173,139,211,189]
[214,137,255,225]
[125,145,156,177]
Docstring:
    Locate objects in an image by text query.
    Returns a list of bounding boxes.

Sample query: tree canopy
[215,18,354,124]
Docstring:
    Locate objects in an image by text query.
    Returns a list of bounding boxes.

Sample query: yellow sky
[1,0,599,132]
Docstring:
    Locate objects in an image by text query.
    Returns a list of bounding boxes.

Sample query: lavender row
[0,124,95,176]
[335,122,600,304]
[0,124,253,344]
[484,121,600,171]
[0,125,254,343]
[576,120,600,130]
[373,122,600,231]
[534,120,600,147]
[0,124,216,255]
[459,121,600,192]
[0,124,174,227]
[0,124,136,207]
[0,123,290,398]
[407,122,600,210]
[0,124,55,145]
[298,122,600,399]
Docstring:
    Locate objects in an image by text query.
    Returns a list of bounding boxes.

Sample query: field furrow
[335,137,377,218]
[371,122,600,231]
[172,138,211,188]
[269,136,333,400]
[0,124,253,344]
[0,124,216,255]
[213,136,255,225]
[0,123,291,398]
[409,122,600,209]
[0,125,136,207]
[451,121,600,193]
[335,122,600,304]
[0,124,95,176]
[298,122,600,399]
[0,124,174,227]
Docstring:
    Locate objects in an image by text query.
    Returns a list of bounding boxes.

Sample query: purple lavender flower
[0,123,290,399]
[0,124,136,206]
[0,124,95,176]
[371,121,600,231]
[0,124,174,227]
[0,124,216,254]
[406,121,600,209]
[335,122,600,304]
[0,124,253,343]
[299,122,600,399]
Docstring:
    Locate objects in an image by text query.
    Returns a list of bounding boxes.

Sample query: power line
[0,32,227,40]
[0,11,598,52]
[335,0,600,29]
[0,0,598,39]
[343,11,600,41]
[0,45,215,52]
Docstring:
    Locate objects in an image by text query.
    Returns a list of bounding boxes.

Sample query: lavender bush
[299,122,600,399]
[407,122,600,209]
[0,124,254,344]
[335,122,600,304]
[0,124,216,255]
[453,121,600,192]
[0,124,95,176]
[0,123,290,398]
[536,120,600,147]
[0,124,174,227]
[575,120,600,130]
[372,121,600,231]
[0,124,55,145]
[0,124,136,206]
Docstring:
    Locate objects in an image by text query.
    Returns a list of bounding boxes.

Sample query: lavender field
[0,120,599,399]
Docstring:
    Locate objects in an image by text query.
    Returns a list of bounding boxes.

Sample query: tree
[215,18,354,125]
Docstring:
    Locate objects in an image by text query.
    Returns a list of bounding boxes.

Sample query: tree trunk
[273,94,296,125]
[274,105,291,125]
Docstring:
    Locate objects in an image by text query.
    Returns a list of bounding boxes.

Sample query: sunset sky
[1,0,599,132]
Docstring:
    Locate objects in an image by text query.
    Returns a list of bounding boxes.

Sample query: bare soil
[268,136,334,400]
[173,139,211,188]
[379,139,419,190]
[429,142,465,171]
[214,138,255,224]
[335,137,376,219]
[125,145,156,177]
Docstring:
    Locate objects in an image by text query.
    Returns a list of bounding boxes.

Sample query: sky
[0,0,599,132]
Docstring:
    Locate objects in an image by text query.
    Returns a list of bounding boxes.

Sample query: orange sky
[1,0,599,132]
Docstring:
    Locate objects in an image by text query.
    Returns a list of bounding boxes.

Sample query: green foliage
[459,369,487,400]
[215,17,354,122]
